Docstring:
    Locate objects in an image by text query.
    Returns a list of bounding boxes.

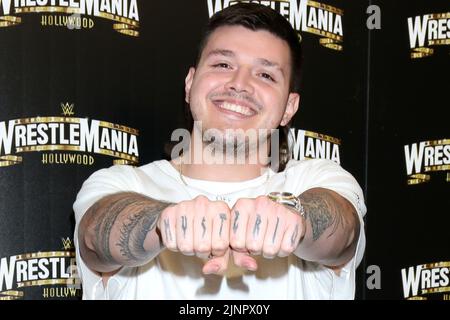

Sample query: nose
[224,68,254,95]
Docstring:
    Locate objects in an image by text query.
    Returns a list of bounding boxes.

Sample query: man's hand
[157,195,231,275]
[229,196,306,270]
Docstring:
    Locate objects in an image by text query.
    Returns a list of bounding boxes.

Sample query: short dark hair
[178,3,303,172]
[197,2,303,94]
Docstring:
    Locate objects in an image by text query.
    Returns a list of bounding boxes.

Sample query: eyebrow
[206,49,285,77]
[206,49,235,58]
[257,58,285,76]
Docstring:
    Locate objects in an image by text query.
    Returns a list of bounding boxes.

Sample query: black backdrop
[0,0,448,300]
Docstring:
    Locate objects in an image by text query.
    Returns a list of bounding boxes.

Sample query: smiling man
[73,3,366,300]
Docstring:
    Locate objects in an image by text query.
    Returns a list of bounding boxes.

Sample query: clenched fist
[156,195,231,274]
[156,195,306,275]
[229,196,305,267]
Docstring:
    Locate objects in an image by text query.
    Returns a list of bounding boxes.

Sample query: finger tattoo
[219,213,227,236]
[201,217,206,238]
[272,217,280,244]
[163,218,172,242]
[181,215,187,238]
[232,211,240,234]
[291,223,299,246]
[253,214,262,238]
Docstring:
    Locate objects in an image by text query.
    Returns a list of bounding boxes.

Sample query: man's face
[185,25,299,138]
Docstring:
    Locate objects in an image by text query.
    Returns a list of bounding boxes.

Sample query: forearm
[78,192,171,273]
[294,188,360,266]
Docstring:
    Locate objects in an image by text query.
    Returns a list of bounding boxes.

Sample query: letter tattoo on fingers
[253,214,262,238]
[232,211,240,234]
[291,223,299,246]
[201,217,206,238]
[219,213,227,237]
[163,218,172,242]
[272,217,280,244]
[181,216,187,238]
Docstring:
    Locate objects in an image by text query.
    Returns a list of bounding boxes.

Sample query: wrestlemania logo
[0,103,139,167]
[408,12,450,58]
[404,138,449,184]
[290,128,341,164]
[402,261,450,300]
[0,0,140,36]
[207,0,344,51]
[0,237,81,300]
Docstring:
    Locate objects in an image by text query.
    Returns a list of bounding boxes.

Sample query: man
[74,3,366,299]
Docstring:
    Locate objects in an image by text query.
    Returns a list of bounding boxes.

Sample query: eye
[259,73,276,82]
[212,63,231,69]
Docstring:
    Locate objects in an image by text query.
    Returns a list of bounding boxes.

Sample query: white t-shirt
[73,159,366,300]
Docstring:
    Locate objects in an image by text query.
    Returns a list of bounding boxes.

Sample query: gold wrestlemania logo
[290,128,341,164]
[207,0,344,51]
[0,238,81,300]
[0,0,140,36]
[0,103,139,167]
[404,139,449,184]
[402,261,450,300]
[408,12,450,58]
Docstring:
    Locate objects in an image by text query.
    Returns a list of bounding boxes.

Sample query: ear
[185,67,196,103]
[280,93,300,126]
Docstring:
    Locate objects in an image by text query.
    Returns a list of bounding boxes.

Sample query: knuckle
[234,197,252,208]
[263,246,278,258]
[213,239,229,251]
[255,196,270,211]
[195,242,210,254]
[178,243,194,254]
[246,240,260,252]
[160,206,171,216]
[230,237,245,250]
[281,243,294,254]
[165,241,177,251]
[277,250,289,258]
[194,195,209,206]
[213,201,230,213]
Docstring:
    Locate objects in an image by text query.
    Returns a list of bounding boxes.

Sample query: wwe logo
[61,237,74,250]
[61,103,75,116]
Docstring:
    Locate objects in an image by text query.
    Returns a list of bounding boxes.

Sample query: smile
[213,101,257,117]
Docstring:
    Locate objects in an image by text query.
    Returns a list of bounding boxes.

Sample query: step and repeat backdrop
[0,0,448,300]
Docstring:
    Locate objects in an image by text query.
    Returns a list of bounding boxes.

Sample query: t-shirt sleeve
[284,159,367,299]
[284,159,367,267]
[72,165,145,299]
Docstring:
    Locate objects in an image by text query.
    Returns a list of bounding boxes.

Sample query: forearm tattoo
[201,217,207,238]
[93,198,133,264]
[91,193,170,265]
[181,216,188,238]
[272,217,280,244]
[232,211,240,234]
[253,214,262,238]
[117,204,160,261]
[163,218,172,242]
[299,190,347,241]
[219,213,227,237]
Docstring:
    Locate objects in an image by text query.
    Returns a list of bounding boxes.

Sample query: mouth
[212,99,258,117]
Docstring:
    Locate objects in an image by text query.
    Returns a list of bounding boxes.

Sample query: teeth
[219,102,253,116]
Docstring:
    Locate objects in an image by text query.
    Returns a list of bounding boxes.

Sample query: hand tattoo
[163,218,172,242]
[272,217,280,244]
[253,214,262,238]
[201,217,206,238]
[300,191,347,241]
[219,213,227,237]
[232,211,240,234]
[181,216,187,238]
[290,223,299,246]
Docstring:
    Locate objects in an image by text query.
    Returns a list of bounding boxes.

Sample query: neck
[180,162,267,182]
[172,131,270,182]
